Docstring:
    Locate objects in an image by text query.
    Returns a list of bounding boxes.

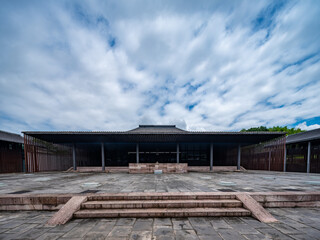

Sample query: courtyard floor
[0,208,320,240]
[0,170,320,239]
[0,170,319,194]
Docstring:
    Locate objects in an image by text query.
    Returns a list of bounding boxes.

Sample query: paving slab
[83,232,109,240]
[172,219,193,230]
[153,227,174,236]
[217,228,247,239]
[116,217,136,226]
[174,229,199,240]
[154,218,172,226]
[209,217,232,230]
[108,226,132,237]
[129,231,152,240]
[132,219,153,231]
[89,220,115,232]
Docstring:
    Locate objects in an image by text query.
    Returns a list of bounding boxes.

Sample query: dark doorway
[139,143,176,163]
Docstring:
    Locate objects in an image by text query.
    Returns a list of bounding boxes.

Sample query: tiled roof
[0,130,24,143]
[286,128,320,144]
[127,125,186,133]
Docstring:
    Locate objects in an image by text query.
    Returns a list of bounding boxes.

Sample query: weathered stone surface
[74,207,251,218]
[129,231,152,240]
[175,230,198,240]
[1,171,320,195]
[47,196,87,225]
[82,199,242,209]
[132,219,153,231]
[0,208,320,240]
[108,226,132,237]
[172,219,193,230]
[236,193,278,223]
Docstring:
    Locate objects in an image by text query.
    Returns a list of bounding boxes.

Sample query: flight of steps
[74,193,251,218]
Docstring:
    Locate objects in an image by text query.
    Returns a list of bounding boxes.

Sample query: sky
[0,0,320,133]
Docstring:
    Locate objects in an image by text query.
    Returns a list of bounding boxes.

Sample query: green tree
[240,126,305,135]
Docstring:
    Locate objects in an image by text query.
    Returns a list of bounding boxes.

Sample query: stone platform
[1,191,319,227]
[129,163,188,174]
[68,165,243,173]
[1,171,320,239]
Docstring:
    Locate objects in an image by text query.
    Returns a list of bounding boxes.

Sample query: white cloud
[296,122,320,131]
[0,0,319,133]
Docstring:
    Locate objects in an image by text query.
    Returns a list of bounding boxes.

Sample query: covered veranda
[23,125,285,173]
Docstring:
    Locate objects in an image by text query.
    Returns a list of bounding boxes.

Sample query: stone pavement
[0,171,320,194]
[0,208,319,240]
[1,171,320,239]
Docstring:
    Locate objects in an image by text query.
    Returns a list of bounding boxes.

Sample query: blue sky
[0,0,320,133]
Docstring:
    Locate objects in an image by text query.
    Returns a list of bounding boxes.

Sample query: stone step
[88,192,236,201]
[82,199,242,209]
[74,207,251,218]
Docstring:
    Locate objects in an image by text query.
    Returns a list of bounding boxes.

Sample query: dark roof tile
[286,128,320,144]
[127,125,186,133]
[0,130,24,143]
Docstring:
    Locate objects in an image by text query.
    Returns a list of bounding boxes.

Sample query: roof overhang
[23,131,285,146]
[0,131,24,144]
[286,128,320,144]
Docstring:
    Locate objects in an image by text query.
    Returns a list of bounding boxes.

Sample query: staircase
[74,193,251,218]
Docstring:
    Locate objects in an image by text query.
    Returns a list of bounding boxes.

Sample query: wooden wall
[0,141,23,173]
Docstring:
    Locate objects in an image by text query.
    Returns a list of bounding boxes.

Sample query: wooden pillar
[136,143,139,164]
[268,150,271,171]
[307,141,311,173]
[237,144,241,170]
[23,134,27,173]
[283,146,287,172]
[176,143,179,163]
[73,144,77,171]
[101,143,105,171]
[210,143,213,171]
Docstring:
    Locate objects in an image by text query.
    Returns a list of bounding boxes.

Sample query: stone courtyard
[1,208,320,239]
[0,170,320,239]
[0,171,319,194]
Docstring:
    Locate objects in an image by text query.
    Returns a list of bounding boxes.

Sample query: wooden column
[307,142,311,173]
[176,143,179,163]
[210,143,213,171]
[101,143,105,171]
[268,150,271,171]
[136,143,139,164]
[237,144,241,170]
[73,144,77,171]
[283,146,287,172]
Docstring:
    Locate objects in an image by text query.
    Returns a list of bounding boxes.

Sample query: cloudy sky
[0,0,319,133]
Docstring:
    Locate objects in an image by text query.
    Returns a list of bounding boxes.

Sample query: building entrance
[139,143,176,163]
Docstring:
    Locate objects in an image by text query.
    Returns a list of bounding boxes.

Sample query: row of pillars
[283,141,312,173]
[72,143,243,171]
[72,141,314,174]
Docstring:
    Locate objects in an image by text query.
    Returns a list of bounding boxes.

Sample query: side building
[286,128,320,173]
[0,130,24,173]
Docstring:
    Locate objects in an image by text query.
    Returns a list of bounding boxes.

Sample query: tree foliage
[240,126,305,135]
